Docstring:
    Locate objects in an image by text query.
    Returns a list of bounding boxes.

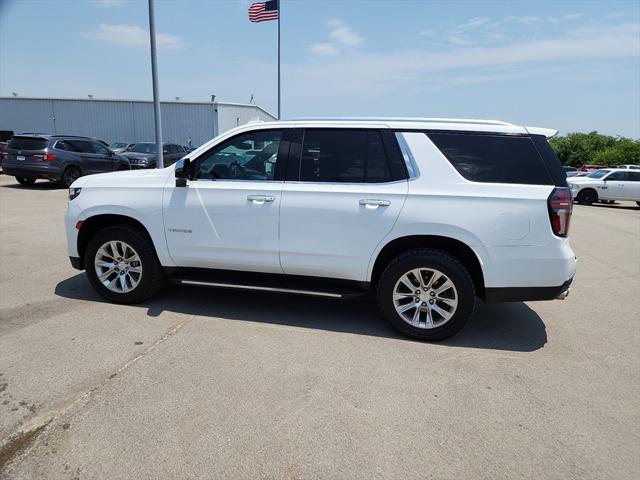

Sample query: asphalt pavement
[0,174,638,479]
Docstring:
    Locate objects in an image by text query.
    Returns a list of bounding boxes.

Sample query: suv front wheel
[378,249,475,341]
[84,225,164,304]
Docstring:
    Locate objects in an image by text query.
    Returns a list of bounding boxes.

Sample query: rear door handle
[247,195,275,204]
[359,199,390,208]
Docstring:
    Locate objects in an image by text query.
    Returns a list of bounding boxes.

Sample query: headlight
[569,183,578,190]
[69,187,82,201]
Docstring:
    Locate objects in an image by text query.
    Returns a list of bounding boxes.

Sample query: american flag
[248,0,279,23]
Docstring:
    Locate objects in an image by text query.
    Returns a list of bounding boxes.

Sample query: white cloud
[309,43,339,56]
[444,12,586,45]
[326,18,364,47]
[83,23,185,49]
[308,18,364,55]
[294,22,640,102]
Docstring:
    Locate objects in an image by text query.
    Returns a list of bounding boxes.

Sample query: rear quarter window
[7,137,48,151]
[427,132,553,186]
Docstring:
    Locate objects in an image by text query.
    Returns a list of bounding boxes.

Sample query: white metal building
[0,97,276,147]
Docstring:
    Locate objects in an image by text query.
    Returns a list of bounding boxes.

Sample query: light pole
[148,0,163,168]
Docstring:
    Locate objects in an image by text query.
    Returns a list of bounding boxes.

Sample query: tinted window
[427,133,552,185]
[8,137,47,151]
[67,140,93,153]
[627,171,640,181]
[606,171,627,181]
[531,135,567,186]
[300,129,392,183]
[195,130,282,181]
[130,143,157,154]
[55,140,81,152]
[90,141,110,155]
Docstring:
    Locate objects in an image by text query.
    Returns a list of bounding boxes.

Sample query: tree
[549,132,640,167]
[592,139,640,166]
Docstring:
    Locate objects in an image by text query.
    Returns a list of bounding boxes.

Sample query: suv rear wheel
[62,166,81,188]
[15,176,36,186]
[84,225,164,304]
[378,249,475,341]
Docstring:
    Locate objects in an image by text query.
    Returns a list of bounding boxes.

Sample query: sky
[0,0,639,137]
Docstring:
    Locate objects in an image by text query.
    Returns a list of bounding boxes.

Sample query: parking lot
[0,174,638,479]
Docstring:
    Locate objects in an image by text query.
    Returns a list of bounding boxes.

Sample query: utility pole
[148,0,163,168]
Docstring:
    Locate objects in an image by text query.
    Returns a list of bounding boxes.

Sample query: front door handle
[359,199,390,208]
[247,195,275,204]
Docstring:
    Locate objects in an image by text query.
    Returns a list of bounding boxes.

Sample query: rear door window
[299,129,393,183]
[67,140,93,153]
[626,171,640,182]
[427,132,553,185]
[8,137,47,151]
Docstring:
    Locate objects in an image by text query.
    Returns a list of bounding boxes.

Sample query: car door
[90,140,118,172]
[163,128,288,272]
[279,128,409,282]
[67,140,100,174]
[601,171,627,199]
[623,171,640,200]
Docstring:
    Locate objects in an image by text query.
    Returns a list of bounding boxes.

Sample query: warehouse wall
[215,103,276,136]
[0,98,274,147]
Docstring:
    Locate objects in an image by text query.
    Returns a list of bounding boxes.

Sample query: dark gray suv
[121,142,186,169]
[2,135,130,187]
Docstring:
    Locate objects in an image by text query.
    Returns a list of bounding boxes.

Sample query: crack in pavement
[0,315,195,473]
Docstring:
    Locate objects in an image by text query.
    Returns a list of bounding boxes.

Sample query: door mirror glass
[175,158,191,187]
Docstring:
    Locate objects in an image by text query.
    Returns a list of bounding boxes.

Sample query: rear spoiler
[525,126,559,138]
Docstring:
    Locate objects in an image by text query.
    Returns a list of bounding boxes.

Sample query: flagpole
[277,1,281,119]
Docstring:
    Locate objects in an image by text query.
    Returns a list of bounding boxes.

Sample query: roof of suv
[251,118,559,138]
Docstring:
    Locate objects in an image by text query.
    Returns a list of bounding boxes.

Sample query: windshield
[130,143,157,154]
[111,143,127,148]
[586,169,610,179]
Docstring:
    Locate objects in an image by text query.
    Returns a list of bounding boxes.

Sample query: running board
[167,269,370,300]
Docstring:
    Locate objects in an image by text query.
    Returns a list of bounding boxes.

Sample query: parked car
[110,142,135,154]
[618,164,640,170]
[65,118,576,341]
[568,168,640,205]
[2,134,130,187]
[121,142,186,169]
[579,164,606,172]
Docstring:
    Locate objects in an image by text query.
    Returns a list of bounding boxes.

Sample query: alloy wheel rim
[65,170,79,184]
[94,241,142,293]
[393,268,458,329]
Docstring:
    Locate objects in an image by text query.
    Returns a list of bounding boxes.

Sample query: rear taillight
[34,151,56,161]
[547,187,572,237]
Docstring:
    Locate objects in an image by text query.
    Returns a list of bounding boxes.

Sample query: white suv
[568,168,640,205]
[65,119,576,341]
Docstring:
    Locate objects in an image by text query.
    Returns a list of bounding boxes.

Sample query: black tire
[576,189,597,205]
[117,164,129,171]
[15,176,36,186]
[61,166,81,188]
[377,249,475,341]
[84,225,164,304]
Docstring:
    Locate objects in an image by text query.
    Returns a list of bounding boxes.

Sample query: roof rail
[289,117,517,127]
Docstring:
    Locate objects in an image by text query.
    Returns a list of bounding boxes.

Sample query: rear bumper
[484,276,573,303]
[2,163,62,178]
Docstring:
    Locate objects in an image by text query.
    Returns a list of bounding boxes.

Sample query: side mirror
[175,158,191,187]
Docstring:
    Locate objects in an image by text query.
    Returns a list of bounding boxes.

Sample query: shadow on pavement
[0,180,63,190]
[55,273,547,352]
[589,202,639,211]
